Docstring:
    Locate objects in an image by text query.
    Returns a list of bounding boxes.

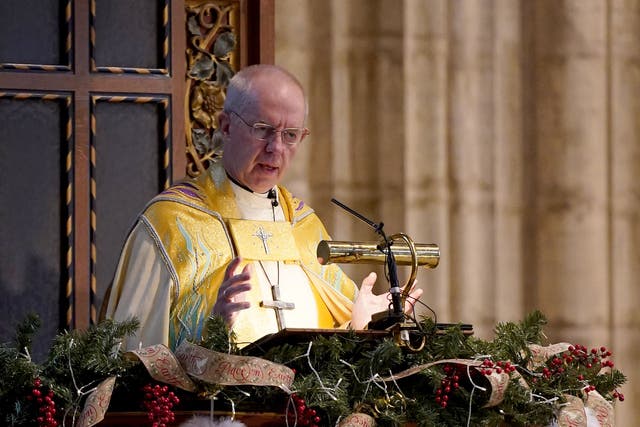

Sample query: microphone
[268,189,278,207]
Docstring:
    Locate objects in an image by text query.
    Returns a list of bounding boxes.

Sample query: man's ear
[218,111,231,137]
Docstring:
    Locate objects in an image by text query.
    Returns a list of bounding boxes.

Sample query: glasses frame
[228,110,310,146]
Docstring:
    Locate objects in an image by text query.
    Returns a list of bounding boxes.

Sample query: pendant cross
[258,261,295,331]
[261,291,295,331]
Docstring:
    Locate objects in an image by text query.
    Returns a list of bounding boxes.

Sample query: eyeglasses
[229,110,310,146]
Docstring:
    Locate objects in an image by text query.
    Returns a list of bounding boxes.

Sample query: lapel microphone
[268,189,279,207]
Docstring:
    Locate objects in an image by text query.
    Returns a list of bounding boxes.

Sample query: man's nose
[264,131,286,152]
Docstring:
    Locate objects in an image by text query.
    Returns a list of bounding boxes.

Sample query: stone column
[530,1,610,344]
[447,0,497,337]
[404,0,452,320]
[493,0,525,322]
[610,1,640,424]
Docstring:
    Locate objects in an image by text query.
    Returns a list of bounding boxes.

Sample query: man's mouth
[259,163,279,172]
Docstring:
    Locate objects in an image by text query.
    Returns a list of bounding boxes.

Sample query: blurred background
[275,1,639,424]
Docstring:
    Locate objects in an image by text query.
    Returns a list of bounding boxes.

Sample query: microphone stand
[330,199,405,329]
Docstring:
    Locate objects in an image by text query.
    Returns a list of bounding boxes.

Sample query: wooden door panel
[0,93,72,358]
[91,96,171,321]
[0,0,71,70]
[92,0,169,73]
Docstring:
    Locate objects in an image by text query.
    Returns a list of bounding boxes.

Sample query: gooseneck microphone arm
[330,198,404,318]
[330,198,382,233]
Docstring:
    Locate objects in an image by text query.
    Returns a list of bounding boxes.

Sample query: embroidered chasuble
[105,163,357,350]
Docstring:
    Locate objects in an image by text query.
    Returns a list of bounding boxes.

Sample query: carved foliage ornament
[185,1,239,177]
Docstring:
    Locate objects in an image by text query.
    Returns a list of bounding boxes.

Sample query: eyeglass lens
[252,124,303,144]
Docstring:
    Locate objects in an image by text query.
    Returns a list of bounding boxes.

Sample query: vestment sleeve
[104,220,173,350]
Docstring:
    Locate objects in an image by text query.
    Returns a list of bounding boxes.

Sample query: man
[105,64,422,350]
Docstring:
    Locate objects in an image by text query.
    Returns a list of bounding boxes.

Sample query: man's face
[221,79,306,193]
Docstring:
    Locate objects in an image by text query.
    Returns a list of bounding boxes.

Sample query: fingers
[222,281,252,302]
[223,256,244,280]
[220,261,252,301]
[213,258,253,326]
[360,272,377,290]
[406,282,423,300]
[410,287,423,299]
[403,280,423,300]
[403,285,423,315]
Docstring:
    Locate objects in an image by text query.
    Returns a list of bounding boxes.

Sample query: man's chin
[251,171,280,191]
[249,180,277,194]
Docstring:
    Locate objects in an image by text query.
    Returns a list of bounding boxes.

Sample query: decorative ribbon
[75,376,116,427]
[76,342,294,425]
[380,358,511,408]
[380,358,482,381]
[175,341,295,389]
[528,343,572,369]
[557,395,588,426]
[128,344,198,392]
[339,413,376,427]
[584,390,614,427]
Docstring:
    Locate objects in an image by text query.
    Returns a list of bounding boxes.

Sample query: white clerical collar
[227,174,282,221]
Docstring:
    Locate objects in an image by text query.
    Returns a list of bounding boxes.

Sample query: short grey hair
[223,64,309,120]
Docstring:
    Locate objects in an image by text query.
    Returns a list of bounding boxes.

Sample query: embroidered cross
[254,226,273,254]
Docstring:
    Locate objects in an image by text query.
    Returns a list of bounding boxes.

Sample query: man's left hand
[350,272,423,330]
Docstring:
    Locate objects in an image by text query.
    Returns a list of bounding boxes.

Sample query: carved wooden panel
[184,0,275,176]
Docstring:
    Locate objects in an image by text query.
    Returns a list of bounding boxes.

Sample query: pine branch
[198,315,238,353]
[13,313,41,355]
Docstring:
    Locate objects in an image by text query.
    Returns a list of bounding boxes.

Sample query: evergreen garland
[0,311,627,426]
[1,315,139,426]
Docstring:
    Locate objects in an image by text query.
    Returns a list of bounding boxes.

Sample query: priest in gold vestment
[105,65,422,351]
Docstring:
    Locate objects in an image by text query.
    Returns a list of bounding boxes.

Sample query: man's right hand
[211,257,252,326]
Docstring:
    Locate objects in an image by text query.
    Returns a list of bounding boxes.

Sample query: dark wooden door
[0,0,273,359]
